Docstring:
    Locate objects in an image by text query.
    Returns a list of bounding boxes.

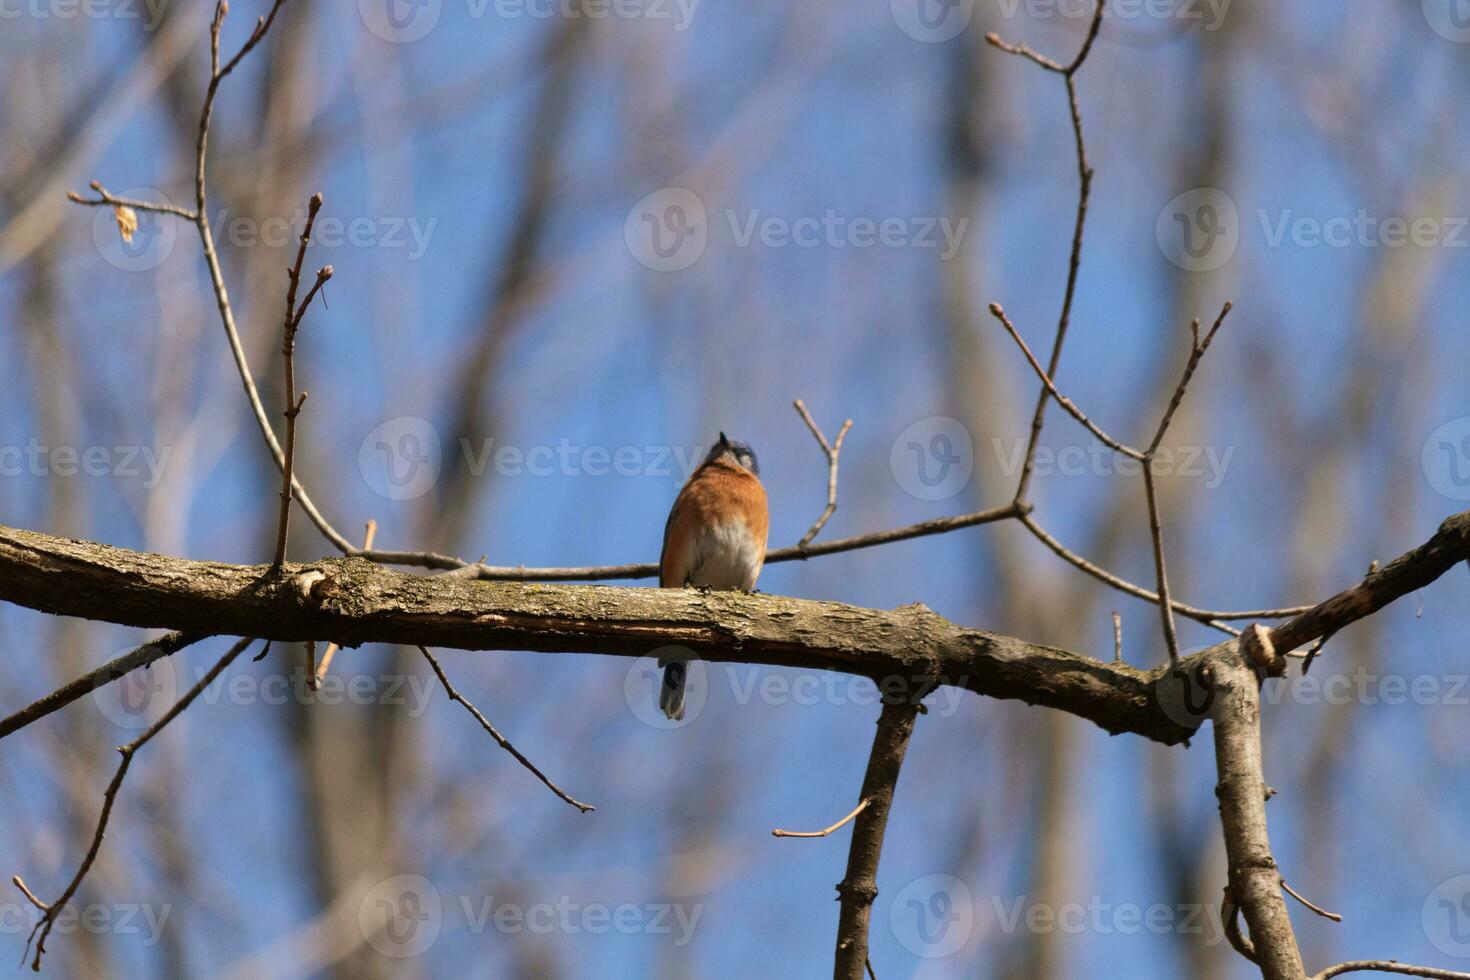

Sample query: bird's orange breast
[660,461,769,588]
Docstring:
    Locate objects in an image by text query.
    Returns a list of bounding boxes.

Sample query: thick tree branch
[1,512,1467,749]
[833,697,919,980]
[0,522,1189,743]
[1270,511,1470,652]
[1209,651,1304,979]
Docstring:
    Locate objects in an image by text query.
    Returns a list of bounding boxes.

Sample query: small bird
[658,432,769,720]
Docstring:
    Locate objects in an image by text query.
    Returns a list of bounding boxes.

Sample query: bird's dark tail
[658,660,687,721]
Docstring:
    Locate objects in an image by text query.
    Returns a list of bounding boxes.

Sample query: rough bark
[1209,651,1305,979]
[2,510,1467,752]
[833,698,920,979]
[0,523,1184,740]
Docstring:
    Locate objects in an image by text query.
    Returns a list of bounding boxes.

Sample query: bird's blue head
[706,431,759,476]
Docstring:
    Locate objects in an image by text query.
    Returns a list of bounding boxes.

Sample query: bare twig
[17,637,253,970]
[0,632,206,741]
[984,34,1065,72]
[833,697,920,980]
[1300,632,1334,675]
[1313,962,1470,979]
[10,876,48,913]
[1112,611,1123,662]
[66,181,198,221]
[1018,512,1311,631]
[1142,464,1182,660]
[1281,876,1342,922]
[1148,303,1232,454]
[271,191,331,570]
[417,646,594,812]
[772,798,869,839]
[1134,303,1233,661]
[447,503,1028,581]
[988,303,1141,459]
[189,0,363,560]
[792,399,853,548]
[985,0,1107,505]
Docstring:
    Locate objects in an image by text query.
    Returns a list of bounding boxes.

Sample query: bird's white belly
[687,521,763,591]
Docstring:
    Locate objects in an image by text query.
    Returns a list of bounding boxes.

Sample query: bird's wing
[660,491,696,588]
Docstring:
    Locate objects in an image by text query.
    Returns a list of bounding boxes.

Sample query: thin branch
[215,0,289,80]
[1135,303,1232,659]
[772,798,869,839]
[0,632,207,741]
[417,646,594,813]
[1018,512,1312,630]
[1300,632,1334,675]
[833,698,920,980]
[16,637,253,970]
[1142,463,1182,659]
[66,181,197,221]
[448,503,1026,581]
[1112,611,1123,662]
[1313,962,1470,980]
[10,876,48,913]
[984,0,1107,505]
[1148,302,1232,454]
[792,399,853,548]
[1281,876,1341,922]
[988,303,1142,459]
[188,0,360,559]
[983,33,1064,73]
[272,191,330,570]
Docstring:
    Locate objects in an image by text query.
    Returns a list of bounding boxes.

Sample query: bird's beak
[718,431,730,449]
